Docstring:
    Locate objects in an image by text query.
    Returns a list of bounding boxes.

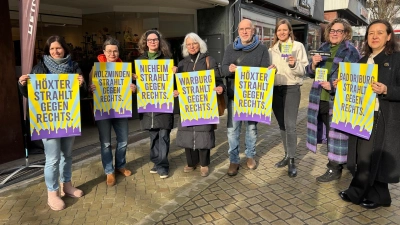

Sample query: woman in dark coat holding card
[173,32,225,177]
[339,20,400,209]
[135,30,175,179]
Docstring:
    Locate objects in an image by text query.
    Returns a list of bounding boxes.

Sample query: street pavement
[1,78,399,225]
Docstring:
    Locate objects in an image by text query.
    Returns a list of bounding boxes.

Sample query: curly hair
[138,30,172,58]
[362,19,399,56]
[271,19,295,47]
[324,18,352,43]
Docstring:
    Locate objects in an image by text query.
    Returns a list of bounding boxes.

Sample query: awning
[199,0,229,6]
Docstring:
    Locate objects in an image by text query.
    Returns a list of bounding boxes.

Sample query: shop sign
[297,0,311,16]
[360,6,368,19]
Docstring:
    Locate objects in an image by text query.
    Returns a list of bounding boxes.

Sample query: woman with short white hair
[174,32,225,177]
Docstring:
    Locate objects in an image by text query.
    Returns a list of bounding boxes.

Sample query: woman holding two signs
[268,19,308,177]
[305,18,361,183]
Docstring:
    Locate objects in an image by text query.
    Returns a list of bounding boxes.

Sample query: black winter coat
[175,53,225,149]
[347,51,400,184]
[135,52,174,130]
[18,60,87,98]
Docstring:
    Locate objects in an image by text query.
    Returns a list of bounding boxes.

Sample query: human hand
[288,56,296,67]
[372,81,387,95]
[319,81,331,91]
[173,90,179,97]
[78,75,84,87]
[214,86,223,95]
[90,84,96,92]
[229,64,237,73]
[132,73,137,80]
[130,83,137,93]
[172,66,178,74]
[19,75,29,86]
[332,79,340,89]
[312,54,322,69]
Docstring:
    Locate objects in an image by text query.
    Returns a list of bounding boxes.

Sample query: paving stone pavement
[1,78,400,225]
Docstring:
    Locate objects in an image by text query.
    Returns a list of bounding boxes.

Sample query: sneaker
[150,167,157,174]
[159,171,169,179]
[316,169,341,182]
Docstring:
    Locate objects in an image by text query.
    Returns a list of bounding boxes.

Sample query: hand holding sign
[372,81,387,95]
[214,86,223,95]
[19,74,30,86]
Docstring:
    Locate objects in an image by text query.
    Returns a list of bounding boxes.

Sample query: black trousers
[345,113,391,205]
[318,100,343,171]
[149,129,171,173]
[185,148,210,167]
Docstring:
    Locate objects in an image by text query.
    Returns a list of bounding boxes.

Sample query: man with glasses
[305,18,361,182]
[221,19,270,176]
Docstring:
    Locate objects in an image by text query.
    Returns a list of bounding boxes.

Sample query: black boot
[316,168,341,182]
[288,158,297,177]
[275,153,289,168]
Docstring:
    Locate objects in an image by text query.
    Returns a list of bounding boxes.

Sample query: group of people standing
[17,17,400,211]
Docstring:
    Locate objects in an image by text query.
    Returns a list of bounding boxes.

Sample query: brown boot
[47,190,65,211]
[117,168,132,177]
[61,182,84,198]
[247,158,257,170]
[227,163,239,176]
[200,166,209,177]
[106,173,116,186]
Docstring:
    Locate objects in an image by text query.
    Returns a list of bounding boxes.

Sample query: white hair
[182,32,208,57]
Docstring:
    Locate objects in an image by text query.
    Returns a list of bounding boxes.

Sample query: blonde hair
[272,19,295,47]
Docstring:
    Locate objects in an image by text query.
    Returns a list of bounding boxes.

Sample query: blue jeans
[96,118,128,174]
[42,137,75,191]
[149,129,171,173]
[227,100,258,164]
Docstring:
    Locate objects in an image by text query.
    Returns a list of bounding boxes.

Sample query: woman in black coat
[338,20,400,209]
[135,30,175,179]
[174,32,225,177]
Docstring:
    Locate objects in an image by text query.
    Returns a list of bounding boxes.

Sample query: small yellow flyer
[315,68,328,82]
[280,42,293,57]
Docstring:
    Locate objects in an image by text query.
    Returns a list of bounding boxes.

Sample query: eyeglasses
[105,50,119,55]
[186,42,199,47]
[239,27,252,33]
[147,38,159,43]
[329,29,344,34]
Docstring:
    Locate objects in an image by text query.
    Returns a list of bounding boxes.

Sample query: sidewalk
[1,79,399,225]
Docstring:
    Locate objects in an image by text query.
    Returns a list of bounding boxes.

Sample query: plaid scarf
[43,54,74,74]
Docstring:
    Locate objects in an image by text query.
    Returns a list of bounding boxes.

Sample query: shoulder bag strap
[206,56,210,69]
[234,51,248,65]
